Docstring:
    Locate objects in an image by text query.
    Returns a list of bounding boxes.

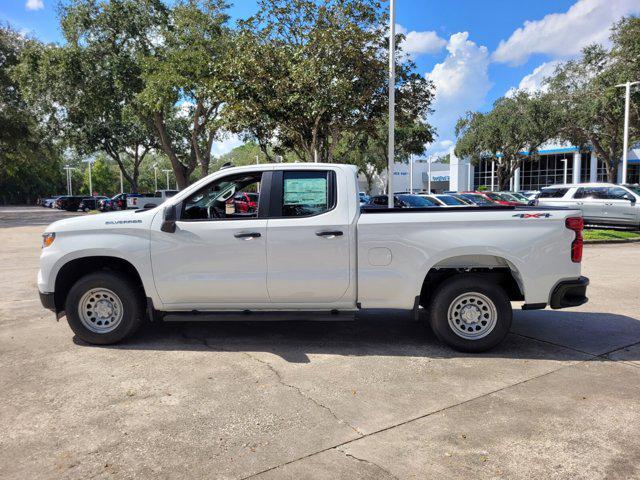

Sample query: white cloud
[426,32,492,146]
[397,24,447,57]
[211,133,244,158]
[25,0,44,11]
[505,60,560,97]
[492,0,640,66]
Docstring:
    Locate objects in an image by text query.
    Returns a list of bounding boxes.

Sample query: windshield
[499,193,520,202]
[485,192,506,201]
[626,185,640,195]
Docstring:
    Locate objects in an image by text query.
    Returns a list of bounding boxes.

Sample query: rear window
[437,195,464,205]
[398,195,436,207]
[539,188,569,198]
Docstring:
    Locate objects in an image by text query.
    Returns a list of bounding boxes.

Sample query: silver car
[535,183,640,228]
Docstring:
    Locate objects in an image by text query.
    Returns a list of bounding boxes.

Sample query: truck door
[265,169,353,305]
[602,186,639,226]
[572,187,606,223]
[150,170,270,307]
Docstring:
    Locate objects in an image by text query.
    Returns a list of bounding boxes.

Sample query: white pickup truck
[38,163,589,352]
[126,189,179,209]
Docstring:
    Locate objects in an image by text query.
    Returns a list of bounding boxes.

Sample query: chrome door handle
[234,232,261,239]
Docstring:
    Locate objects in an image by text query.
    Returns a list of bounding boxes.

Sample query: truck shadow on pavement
[73,309,640,364]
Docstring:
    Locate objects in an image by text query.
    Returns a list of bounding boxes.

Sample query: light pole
[560,158,568,184]
[427,155,433,193]
[387,0,396,207]
[162,169,172,190]
[63,165,76,195]
[153,164,158,191]
[615,81,639,184]
[490,161,495,191]
[408,155,413,193]
[83,158,95,195]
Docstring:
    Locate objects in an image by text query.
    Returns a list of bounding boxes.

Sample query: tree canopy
[455,92,559,189]
[224,0,434,165]
[1,25,64,204]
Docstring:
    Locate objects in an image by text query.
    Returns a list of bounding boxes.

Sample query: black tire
[65,271,145,345]
[428,275,512,353]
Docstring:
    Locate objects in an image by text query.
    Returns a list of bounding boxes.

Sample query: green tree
[0,25,64,204]
[225,0,434,165]
[14,1,160,193]
[82,155,119,196]
[335,118,434,193]
[543,16,640,183]
[455,91,559,189]
[137,0,234,188]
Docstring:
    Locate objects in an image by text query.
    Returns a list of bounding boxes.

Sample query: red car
[462,191,521,206]
[231,192,259,213]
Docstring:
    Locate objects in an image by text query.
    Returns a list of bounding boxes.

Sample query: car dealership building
[360,143,640,194]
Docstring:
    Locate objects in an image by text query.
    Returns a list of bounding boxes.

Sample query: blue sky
[3,0,640,156]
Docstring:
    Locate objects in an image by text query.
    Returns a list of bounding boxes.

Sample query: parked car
[498,192,529,205]
[42,196,61,208]
[463,191,521,206]
[366,194,440,208]
[39,163,588,352]
[534,183,640,228]
[100,193,144,212]
[358,192,370,205]
[127,190,179,209]
[457,193,498,206]
[55,196,85,211]
[78,196,109,212]
[230,192,259,213]
[448,194,476,205]
[420,194,470,207]
[520,190,540,201]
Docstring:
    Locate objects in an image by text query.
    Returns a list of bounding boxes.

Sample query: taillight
[566,217,583,263]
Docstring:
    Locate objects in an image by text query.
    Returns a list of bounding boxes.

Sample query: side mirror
[161,205,177,233]
[630,197,637,205]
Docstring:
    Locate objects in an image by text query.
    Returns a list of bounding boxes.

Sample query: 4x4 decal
[512,213,552,218]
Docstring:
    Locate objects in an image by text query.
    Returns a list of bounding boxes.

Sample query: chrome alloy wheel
[78,288,123,334]
[447,292,498,340]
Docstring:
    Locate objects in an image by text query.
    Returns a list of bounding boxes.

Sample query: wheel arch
[419,254,525,308]
[53,256,146,314]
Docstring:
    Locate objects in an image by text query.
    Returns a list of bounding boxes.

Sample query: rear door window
[539,188,569,198]
[281,171,334,217]
[574,187,607,199]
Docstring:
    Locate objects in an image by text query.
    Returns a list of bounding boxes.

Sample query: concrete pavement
[0,208,638,479]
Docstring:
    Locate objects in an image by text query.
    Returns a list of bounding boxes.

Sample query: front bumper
[550,276,589,309]
[39,291,56,312]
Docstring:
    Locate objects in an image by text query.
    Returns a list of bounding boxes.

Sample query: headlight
[42,232,55,248]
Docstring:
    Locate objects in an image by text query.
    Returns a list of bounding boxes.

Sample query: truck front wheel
[65,272,145,345]
[428,275,512,352]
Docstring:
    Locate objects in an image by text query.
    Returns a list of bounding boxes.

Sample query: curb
[585,238,640,245]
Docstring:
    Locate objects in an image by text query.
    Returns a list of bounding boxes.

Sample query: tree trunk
[153,112,190,189]
[607,159,618,184]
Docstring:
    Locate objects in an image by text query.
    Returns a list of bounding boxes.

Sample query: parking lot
[1,207,639,479]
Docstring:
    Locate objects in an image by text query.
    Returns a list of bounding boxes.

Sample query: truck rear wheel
[428,275,512,352]
[65,272,144,345]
